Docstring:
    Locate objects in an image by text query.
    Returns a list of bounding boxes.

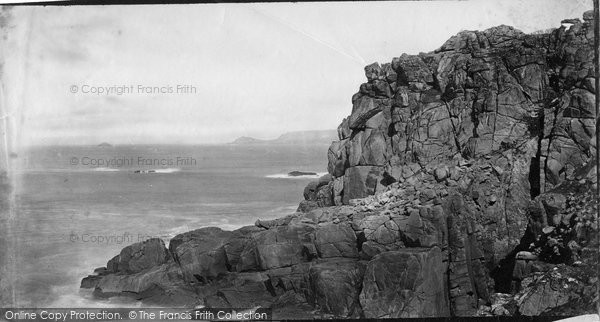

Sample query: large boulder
[308,259,366,317]
[265,262,312,299]
[356,214,401,252]
[315,182,334,207]
[93,261,198,307]
[359,247,450,317]
[313,223,358,258]
[348,97,388,130]
[303,181,319,201]
[223,225,264,271]
[394,206,447,248]
[516,265,596,316]
[106,238,171,274]
[205,272,278,308]
[328,140,349,178]
[168,227,232,283]
[239,222,317,270]
[343,166,384,204]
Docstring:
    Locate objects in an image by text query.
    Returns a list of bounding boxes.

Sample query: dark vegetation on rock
[82,12,598,318]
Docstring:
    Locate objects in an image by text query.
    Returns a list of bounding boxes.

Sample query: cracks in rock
[445,255,455,316]
[469,93,480,140]
[442,100,462,153]
[355,231,367,253]
[502,160,514,249]
[542,78,565,189]
[490,224,537,293]
[489,61,502,152]
[528,91,547,199]
[464,220,481,308]
[529,151,542,199]
[264,279,278,297]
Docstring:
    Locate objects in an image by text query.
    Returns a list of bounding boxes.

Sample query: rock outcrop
[359,247,449,318]
[314,14,596,208]
[81,12,597,318]
[168,227,232,283]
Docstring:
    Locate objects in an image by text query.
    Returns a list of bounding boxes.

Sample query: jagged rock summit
[81,12,597,318]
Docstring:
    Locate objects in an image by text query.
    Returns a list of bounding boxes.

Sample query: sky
[1,0,594,146]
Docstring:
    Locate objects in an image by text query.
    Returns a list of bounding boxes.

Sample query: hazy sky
[2,0,593,146]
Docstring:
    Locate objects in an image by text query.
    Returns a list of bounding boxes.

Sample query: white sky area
[2,0,594,146]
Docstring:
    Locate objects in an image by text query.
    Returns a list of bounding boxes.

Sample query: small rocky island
[288,171,318,177]
[81,12,598,318]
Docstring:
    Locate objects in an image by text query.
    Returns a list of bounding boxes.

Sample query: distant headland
[229,130,336,145]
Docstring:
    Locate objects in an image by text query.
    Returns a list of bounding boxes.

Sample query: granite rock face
[308,259,366,317]
[81,12,597,318]
[106,238,171,274]
[168,227,232,283]
[299,11,597,316]
[317,17,596,207]
[360,247,449,318]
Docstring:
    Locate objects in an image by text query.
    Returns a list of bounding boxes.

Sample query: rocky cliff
[81,12,598,318]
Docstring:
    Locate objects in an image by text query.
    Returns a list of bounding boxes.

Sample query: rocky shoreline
[81,11,598,318]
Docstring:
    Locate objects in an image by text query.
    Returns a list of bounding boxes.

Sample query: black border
[0,0,597,321]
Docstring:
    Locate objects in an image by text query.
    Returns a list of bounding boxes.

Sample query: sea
[7,144,329,307]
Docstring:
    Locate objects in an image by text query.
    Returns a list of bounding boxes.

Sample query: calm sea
[8,144,328,307]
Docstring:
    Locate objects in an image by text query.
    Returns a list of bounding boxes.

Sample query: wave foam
[154,168,181,173]
[131,168,181,174]
[93,167,119,172]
